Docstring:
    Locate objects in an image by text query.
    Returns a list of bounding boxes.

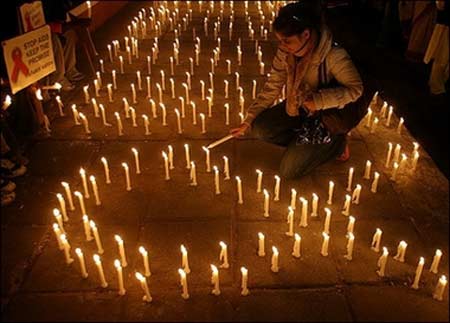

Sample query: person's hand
[303,97,317,112]
[230,122,250,137]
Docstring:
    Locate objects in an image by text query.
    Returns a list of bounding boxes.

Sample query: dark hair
[273,1,322,37]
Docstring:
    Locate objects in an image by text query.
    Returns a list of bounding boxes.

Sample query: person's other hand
[230,122,250,137]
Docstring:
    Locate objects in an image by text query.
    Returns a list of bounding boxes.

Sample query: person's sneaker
[0,159,27,178]
[67,71,86,82]
[0,178,16,193]
[336,143,350,162]
[1,191,15,206]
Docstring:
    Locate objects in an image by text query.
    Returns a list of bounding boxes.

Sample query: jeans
[251,101,346,179]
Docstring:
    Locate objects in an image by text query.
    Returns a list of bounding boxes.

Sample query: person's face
[276,29,311,57]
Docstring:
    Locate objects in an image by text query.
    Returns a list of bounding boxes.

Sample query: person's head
[273,1,322,56]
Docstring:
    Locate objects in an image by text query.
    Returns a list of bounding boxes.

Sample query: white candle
[114,235,128,267]
[165,145,174,170]
[219,241,229,268]
[299,197,308,227]
[433,275,447,301]
[114,112,123,136]
[364,160,372,179]
[52,223,63,250]
[240,267,249,296]
[396,117,404,134]
[79,113,91,134]
[139,246,151,277]
[202,146,211,172]
[121,163,131,191]
[327,181,334,205]
[147,56,151,75]
[351,184,362,204]
[371,172,380,193]
[365,108,373,127]
[224,103,230,125]
[376,247,389,277]
[114,259,126,295]
[56,193,68,222]
[385,142,393,168]
[210,264,221,295]
[323,207,332,234]
[82,214,93,241]
[93,254,108,287]
[78,168,90,199]
[90,220,104,254]
[107,44,113,62]
[53,208,65,234]
[232,176,243,205]
[55,96,64,116]
[136,71,142,90]
[60,234,74,265]
[131,148,141,174]
[93,79,100,97]
[226,59,231,74]
[177,268,190,300]
[321,232,330,257]
[136,272,153,302]
[411,151,420,172]
[106,84,113,103]
[311,193,319,217]
[430,249,442,274]
[398,153,408,174]
[411,257,425,289]
[347,215,355,234]
[99,104,110,126]
[74,191,86,216]
[89,176,101,206]
[390,162,399,181]
[344,232,355,260]
[182,83,189,103]
[290,188,297,210]
[380,100,387,117]
[131,83,137,104]
[162,151,170,180]
[371,228,382,252]
[386,105,393,126]
[119,56,124,74]
[220,156,230,180]
[180,245,191,273]
[189,161,197,186]
[346,167,354,192]
[170,56,174,75]
[286,206,294,236]
[370,117,379,133]
[342,194,351,216]
[257,232,265,257]
[252,80,257,99]
[235,72,240,90]
[100,157,111,184]
[112,70,117,89]
[189,57,194,75]
[142,114,151,135]
[263,189,270,217]
[259,62,265,75]
[200,113,206,133]
[292,233,302,258]
[146,76,151,98]
[75,248,88,278]
[83,85,90,104]
[271,246,279,272]
[213,165,221,194]
[71,104,80,125]
[160,70,166,91]
[273,175,281,201]
[224,80,229,98]
[184,144,191,169]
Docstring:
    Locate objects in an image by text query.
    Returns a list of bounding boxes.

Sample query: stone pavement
[1,2,449,322]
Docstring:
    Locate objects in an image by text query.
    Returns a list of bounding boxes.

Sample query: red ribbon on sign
[11,47,29,83]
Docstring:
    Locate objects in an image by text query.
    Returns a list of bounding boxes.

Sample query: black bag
[317,55,368,135]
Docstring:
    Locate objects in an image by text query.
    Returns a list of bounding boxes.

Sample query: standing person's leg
[279,134,347,179]
[251,101,304,147]
[48,32,65,85]
[62,29,84,81]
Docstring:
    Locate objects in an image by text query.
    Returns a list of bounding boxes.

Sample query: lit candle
[289,188,297,210]
[385,105,393,126]
[210,264,221,295]
[79,113,91,134]
[254,169,263,193]
[90,220,104,254]
[224,103,230,125]
[226,59,231,74]
[112,70,117,89]
[299,197,308,227]
[213,165,221,194]
[286,206,294,236]
[99,157,111,184]
[170,56,174,75]
[82,214,93,241]
[385,142,393,168]
[126,46,132,64]
[200,80,205,100]
[240,267,249,296]
[53,208,65,234]
[52,223,63,250]
[160,70,166,91]
[89,175,101,206]
[184,144,191,169]
[119,56,124,74]
[390,162,399,181]
[60,234,74,265]
[178,268,189,299]
[321,232,330,257]
[114,112,123,136]
[56,193,68,222]
[396,117,404,134]
[180,245,191,273]
[131,147,141,174]
[136,272,153,302]
[74,191,87,216]
[351,184,362,204]
[411,151,420,172]
[365,108,372,127]
[93,254,108,287]
[142,114,151,135]
[131,83,137,104]
[220,156,229,180]
[189,161,197,186]
[432,275,447,301]
[344,232,355,260]
[235,72,240,90]
[342,194,351,216]
[207,97,212,117]
[398,153,407,173]
[371,172,380,193]
[411,257,425,290]
[263,189,270,217]
[323,207,332,234]
[139,246,151,277]
[122,162,131,191]
[271,246,279,272]
[364,160,372,179]
[292,233,301,258]
[182,82,189,102]
[114,259,126,295]
[147,56,151,75]
[327,181,334,205]
[311,193,319,217]
[71,104,80,125]
[371,228,382,252]
[346,167,354,192]
[224,80,229,98]
[107,44,113,62]
[55,96,64,116]
[83,85,90,104]
[252,80,257,99]
[162,151,170,180]
[146,76,151,98]
[114,235,128,267]
[75,248,88,278]
[189,57,194,75]
[93,79,100,97]
[200,113,206,133]
[430,249,442,274]
[370,117,379,133]
[379,100,387,118]
[149,99,157,118]
[202,146,211,172]
[259,62,264,75]
[376,247,389,277]
[273,175,281,201]
[219,241,229,268]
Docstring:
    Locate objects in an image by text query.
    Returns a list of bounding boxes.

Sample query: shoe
[1,191,15,206]
[0,158,27,178]
[67,71,85,82]
[60,78,75,92]
[0,178,16,193]
[336,143,350,162]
